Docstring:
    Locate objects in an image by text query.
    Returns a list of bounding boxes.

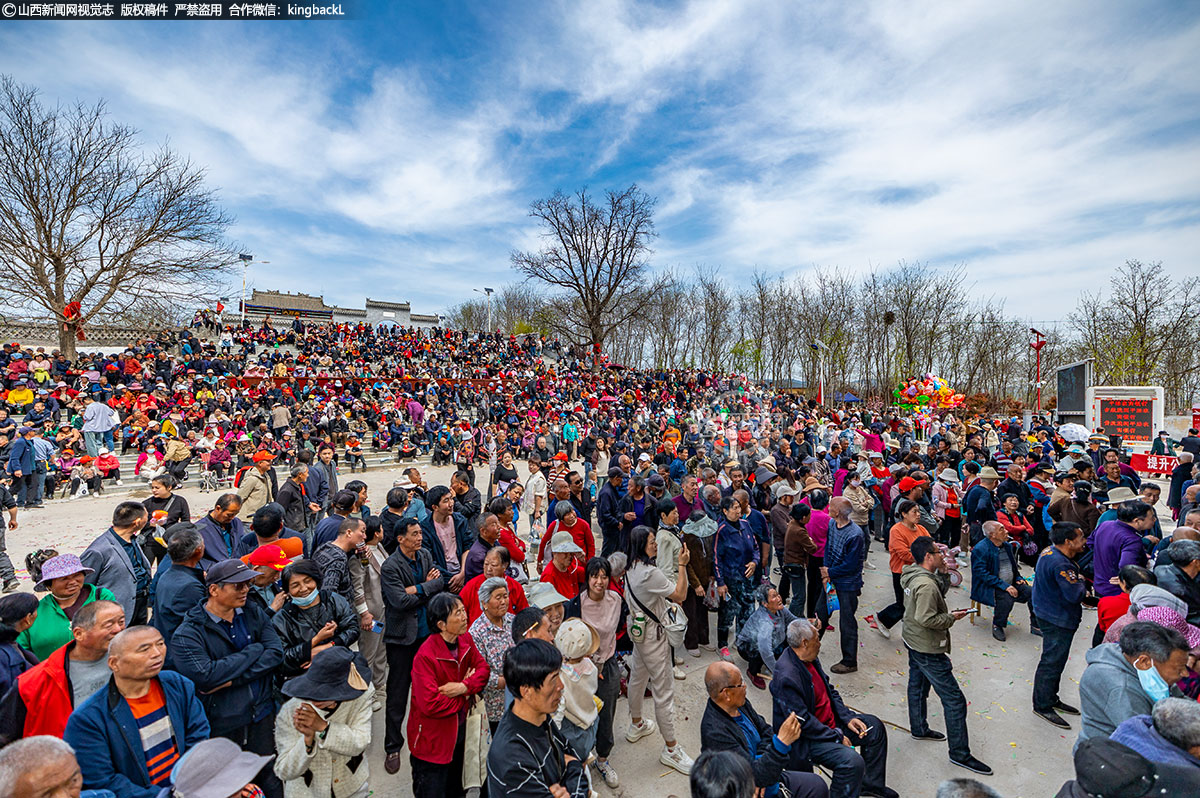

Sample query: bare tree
[511,186,667,363]
[0,76,237,357]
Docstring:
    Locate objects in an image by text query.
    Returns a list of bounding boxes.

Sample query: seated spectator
[65,626,209,798]
[769,618,897,798]
[1154,539,1200,625]
[970,520,1039,642]
[271,558,360,678]
[1104,584,1191,644]
[734,585,798,690]
[18,553,116,661]
[1095,565,1156,647]
[1055,737,1200,797]
[1078,621,1192,748]
[690,750,755,798]
[1111,697,1200,770]
[169,737,275,798]
[274,647,375,798]
[700,661,829,798]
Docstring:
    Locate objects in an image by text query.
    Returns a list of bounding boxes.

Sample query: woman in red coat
[996,493,1036,561]
[407,592,490,798]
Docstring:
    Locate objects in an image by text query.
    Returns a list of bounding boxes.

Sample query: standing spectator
[0,476,17,593]
[312,517,365,606]
[0,600,125,744]
[80,502,153,625]
[970,521,1039,642]
[540,532,586,599]
[151,524,206,654]
[237,452,277,521]
[169,559,285,798]
[486,639,589,798]
[271,559,360,678]
[624,524,694,775]
[715,497,760,661]
[7,426,39,509]
[406,592,489,798]
[1092,502,1158,598]
[1031,521,1088,729]
[17,553,116,661]
[349,516,388,711]
[782,503,815,618]
[1078,622,1191,747]
[419,486,471,592]
[962,466,1001,548]
[0,592,37,696]
[80,394,115,458]
[65,626,209,798]
[868,499,929,638]
[901,536,991,776]
[195,493,247,567]
[467,577,515,733]
[274,647,375,798]
[451,469,483,532]
[379,518,444,775]
[276,465,314,534]
[140,475,191,567]
[824,496,866,673]
[596,466,624,558]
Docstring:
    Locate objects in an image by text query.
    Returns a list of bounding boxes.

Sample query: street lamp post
[1030,328,1047,412]
[474,287,495,331]
[811,340,829,405]
[238,253,253,327]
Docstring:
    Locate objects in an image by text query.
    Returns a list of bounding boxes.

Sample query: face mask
[291,590,319,608]
[1135,662,1170,703]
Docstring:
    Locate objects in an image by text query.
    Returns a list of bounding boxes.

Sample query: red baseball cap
[252,451,275,463]
[898,476,930,492]
[242,543,294,571]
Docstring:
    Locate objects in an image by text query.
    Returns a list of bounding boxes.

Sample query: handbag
[703,578,721,610]
[628,576,688,650]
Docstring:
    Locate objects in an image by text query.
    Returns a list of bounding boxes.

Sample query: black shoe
[911,729,946,741]
[949,754,993,776]
[830,662,858,674]
[1035,708,1071,729]
[2,579,19,593]
[992,626,1006,642]
[861,788,900,798]
[1054,701,1081,716]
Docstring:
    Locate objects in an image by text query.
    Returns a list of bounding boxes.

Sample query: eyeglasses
[721,681,746,692]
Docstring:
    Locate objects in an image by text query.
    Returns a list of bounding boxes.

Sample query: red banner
[1193,405,1200,431]
[1130,452,1178,475]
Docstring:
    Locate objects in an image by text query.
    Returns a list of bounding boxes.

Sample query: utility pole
[812,340,829,405]
[474,286,495,331]
[238,253,253,327]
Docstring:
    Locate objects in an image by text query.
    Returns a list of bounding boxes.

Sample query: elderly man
[1093,501,1158,598]
[769,619,897,798]
[194,493,247,567]
[823,497,866,673]
[275,464,313,533]
[236,451,276,521]
[1153,539,1200,625]
[1110,697,1200,771]
[971,520,1039,642]
[65,626,209,798]
[0,736,87,798]
[962,467,1001,547]
[701,661,829,798]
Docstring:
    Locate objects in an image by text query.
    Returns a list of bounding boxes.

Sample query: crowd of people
[1,317,1200,798]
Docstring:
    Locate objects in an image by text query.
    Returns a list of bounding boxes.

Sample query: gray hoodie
[1076,642,1183,751]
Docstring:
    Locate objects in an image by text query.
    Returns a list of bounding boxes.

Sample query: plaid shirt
[469,612,514,722]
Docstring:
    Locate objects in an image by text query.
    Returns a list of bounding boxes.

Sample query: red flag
[216,300,225,313]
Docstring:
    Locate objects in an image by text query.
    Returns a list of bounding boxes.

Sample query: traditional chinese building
[231,290,442,328]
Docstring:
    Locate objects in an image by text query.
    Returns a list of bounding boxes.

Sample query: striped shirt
[126,679,178,785]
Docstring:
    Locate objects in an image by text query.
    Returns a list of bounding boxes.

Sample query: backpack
[233,464,253,488]
[26,549,58,587]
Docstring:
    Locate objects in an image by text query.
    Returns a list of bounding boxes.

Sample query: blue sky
[1,0,1198,320]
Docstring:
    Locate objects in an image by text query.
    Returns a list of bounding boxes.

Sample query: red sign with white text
[1130,452,1178,474]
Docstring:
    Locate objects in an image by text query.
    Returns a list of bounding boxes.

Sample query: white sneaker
[660,745,694,775]
[625,717,657,743]
[673,666,686,680]
[700,641,717,651]
[864,559,878,570]
[115,479,124,486]
[687,648,701,658]
[593,759,619,788]
[673,654,684,666]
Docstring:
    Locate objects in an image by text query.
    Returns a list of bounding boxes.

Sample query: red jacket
[16,642,75,738]
[406,632,490,764]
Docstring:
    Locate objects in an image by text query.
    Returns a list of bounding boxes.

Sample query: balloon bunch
[892,374,965,411]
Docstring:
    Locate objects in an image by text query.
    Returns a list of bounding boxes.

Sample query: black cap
[1073,737,1200,797]
[206,558,258,586]
[1053,471,1074,482]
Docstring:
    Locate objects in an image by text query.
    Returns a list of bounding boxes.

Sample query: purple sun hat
[34,553,94,592]
[1136,605,1200,650]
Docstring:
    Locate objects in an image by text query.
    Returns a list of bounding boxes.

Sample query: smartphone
[959,608,980,615]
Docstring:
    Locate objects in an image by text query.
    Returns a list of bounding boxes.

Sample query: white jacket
[275,688,374,798]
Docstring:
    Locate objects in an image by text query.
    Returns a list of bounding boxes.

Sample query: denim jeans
[906,646,972,760]
[993,581,1037,629]
[783,564,806,617]
[1034,621,1078,711]
[835,588,860,666]
[83,430,101,457]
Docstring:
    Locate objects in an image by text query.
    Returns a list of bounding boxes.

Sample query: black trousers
[385,639,422,753]
[878,572,905,629]
[682,588,709,650]
[595,655,621,758]
[220,714,282,798]
[131,592,150,626]
[410,724,466,798]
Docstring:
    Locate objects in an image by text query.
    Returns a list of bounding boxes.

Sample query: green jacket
[900,563,955,655]
[17,585,116,661]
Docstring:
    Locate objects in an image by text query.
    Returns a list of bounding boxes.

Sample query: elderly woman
[735,585,799,690]
[461,546,528,624]
[467,576,514,733]
[275,647,374,798]
[18,554,116,661]
[272,559,360,678]
[624,524,694,775]
[407,592,489,798]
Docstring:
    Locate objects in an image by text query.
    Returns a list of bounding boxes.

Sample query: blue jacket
[418,511,472,577]
[715,519,760,587]
[192,513,246,568]
[970,537,1022,606]
[168,601,283,735]
[1032,546,1086,630]
[151,564,206,654]
[7,435,34,473]
[824,520,865,593]
[1111,714,1200,770]
[304,463,330,509]
[962,484,997,527]
[64,671,209,798]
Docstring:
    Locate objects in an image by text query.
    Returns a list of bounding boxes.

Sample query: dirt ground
[5,461,1130,797]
